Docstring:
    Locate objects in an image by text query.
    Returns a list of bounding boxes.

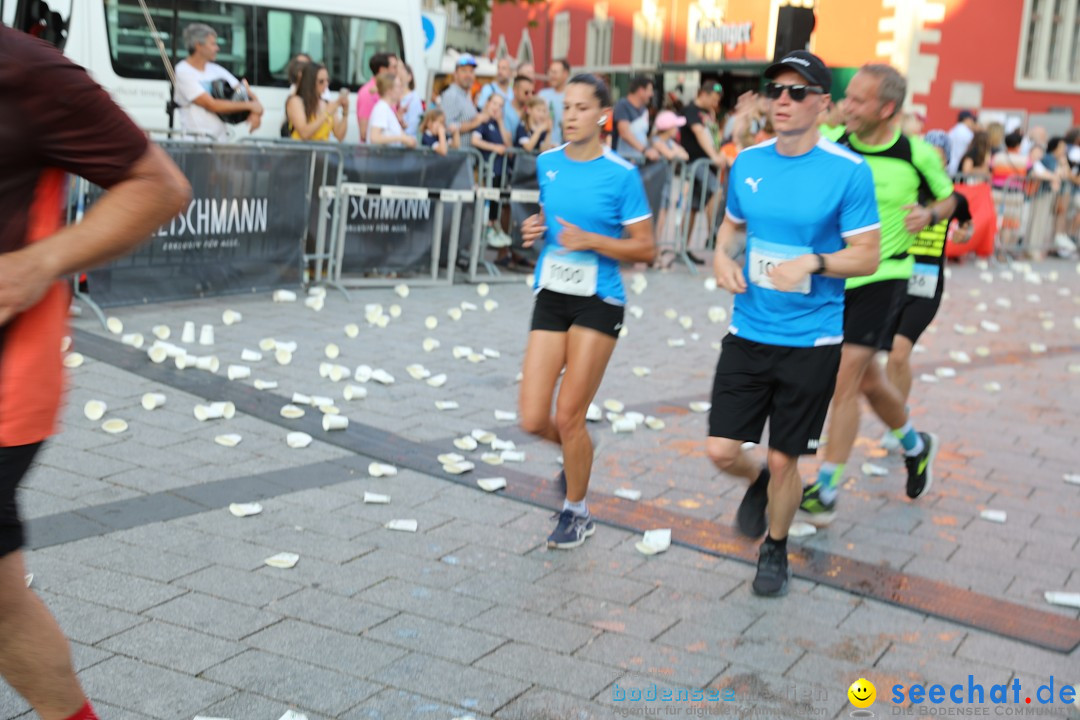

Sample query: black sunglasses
[764,82,825,102]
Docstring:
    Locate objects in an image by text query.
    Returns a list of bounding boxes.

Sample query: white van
[2,0,427,144]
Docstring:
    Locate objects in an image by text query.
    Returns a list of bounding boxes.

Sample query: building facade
[489,0,1078,131]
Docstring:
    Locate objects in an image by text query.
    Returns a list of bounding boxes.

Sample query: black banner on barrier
[328,148,476,274]
[86,146,310,307]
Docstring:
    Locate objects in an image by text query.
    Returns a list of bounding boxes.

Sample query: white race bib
[538,251,599,297]
[748,239,812,295]
[908,263,940,299]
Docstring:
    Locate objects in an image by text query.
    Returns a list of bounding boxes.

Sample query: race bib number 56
[538,251,599,297]
[748,238,812,294]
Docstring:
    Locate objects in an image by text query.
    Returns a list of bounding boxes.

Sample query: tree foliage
[443,0,545,29]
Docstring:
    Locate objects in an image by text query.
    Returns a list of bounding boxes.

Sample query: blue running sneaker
[547,509,596,549]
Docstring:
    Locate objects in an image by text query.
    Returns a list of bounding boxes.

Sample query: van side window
[103,0,251,80]
[255,8,404,91]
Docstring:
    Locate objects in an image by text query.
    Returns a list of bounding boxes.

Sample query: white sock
[563,498,588,516]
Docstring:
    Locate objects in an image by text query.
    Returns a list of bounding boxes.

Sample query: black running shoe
[751,541,791,597]
[904,431,938,499]
[735,467,770,538]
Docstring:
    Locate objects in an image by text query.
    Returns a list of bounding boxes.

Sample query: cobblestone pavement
[3,258,1079,720]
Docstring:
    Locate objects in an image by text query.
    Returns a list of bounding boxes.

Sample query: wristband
[811,253,827,275]
[929,207,939,226]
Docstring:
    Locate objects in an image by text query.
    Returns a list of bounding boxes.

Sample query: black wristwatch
[812,253,827,275]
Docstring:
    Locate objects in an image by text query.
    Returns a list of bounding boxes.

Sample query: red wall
[916,0,1079,129]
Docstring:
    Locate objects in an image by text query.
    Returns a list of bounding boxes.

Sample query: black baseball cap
[764,50,831,93]
[958,109,977,122]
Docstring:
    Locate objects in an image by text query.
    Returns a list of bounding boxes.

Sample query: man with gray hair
[174,22,263,141]
[798,63,957,526]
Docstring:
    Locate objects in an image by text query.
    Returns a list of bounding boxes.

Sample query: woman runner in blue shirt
[518,74,656,549]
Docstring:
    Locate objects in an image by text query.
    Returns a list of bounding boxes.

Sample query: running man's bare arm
[0,144,191,325]
[768,228,880,292]
[713,215,748,293]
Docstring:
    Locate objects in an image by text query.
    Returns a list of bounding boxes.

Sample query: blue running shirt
[725,137,880,348]
[534,146,652,305]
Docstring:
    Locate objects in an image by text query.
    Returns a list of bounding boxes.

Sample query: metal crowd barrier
[672,157,727,274]
[981,175,1073,260]
[239,138,346,294]
[466,147,540,284]
[329,180,473,288]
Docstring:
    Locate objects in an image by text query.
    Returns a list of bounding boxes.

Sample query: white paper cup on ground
[264,552,299,569]
[147,345,168,364]
[614,488,642,501]
[276,340,297,353]
[222,309,242,326]
[106,316,123,335]
[325,343,340,359]
[63,352,84,368]
[84,400,107,421]
[354,365,373,383]
[141,393,166,410]
[215,434,243,448]
[636,528,672,555]
[121,333,144,349]
[286,431,312,448]
[228,501,261,517]
[343,384,367,401]
[101,418,128,434]
[311,395,333,408]
[304,296,324,311]
[385,519,418,532]
[181,321,196,343]
[152,325,170,340]
[368,462,398,477]
[198,325,214,346]
[363,492,390,504]
[273,289,297,303]
[227,364,251,381]
[195,356,220,373]
[253,379,278,391]
[280,404,305,419]
[322,414,348,431]
[477,477,507,492]
[345,323,360,338]
[275,348,292,365]
[329,364,350,382]
[241,349,262,362]
[259,337,277,351]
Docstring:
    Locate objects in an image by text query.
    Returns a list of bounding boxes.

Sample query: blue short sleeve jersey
[534,146,652,305]
[725,137,880,348]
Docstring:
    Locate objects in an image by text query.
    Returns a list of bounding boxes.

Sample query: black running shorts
[708,334,840,457]
[530,289,625,339]
[1,443,43,558]
[844,279,906,351]
[894,293,942,344]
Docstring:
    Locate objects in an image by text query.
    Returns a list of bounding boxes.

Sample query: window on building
[103,0,250,80]
[1017,0,1080,91]
[585,5,613,68]
[632,2,664,68]
[257,8,403,89]
[552,11,570,61]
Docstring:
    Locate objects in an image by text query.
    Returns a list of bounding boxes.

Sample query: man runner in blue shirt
[707,51,881,596]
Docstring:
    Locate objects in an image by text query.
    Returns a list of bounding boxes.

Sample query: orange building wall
[916,0,1079,130]
[811,0,887,68]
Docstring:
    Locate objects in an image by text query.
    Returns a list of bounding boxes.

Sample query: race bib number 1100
[538,251,599,297]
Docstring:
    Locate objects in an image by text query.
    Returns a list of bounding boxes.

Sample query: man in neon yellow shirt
[798,64,957,524]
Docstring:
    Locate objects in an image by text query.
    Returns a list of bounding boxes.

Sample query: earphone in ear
[598,115,608,125]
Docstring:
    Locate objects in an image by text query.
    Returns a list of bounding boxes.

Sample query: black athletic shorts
[844,279,906,351]
[530,289,625,339]
[708,334,840,457]
[895,292,942,344]
[1,442,43,558]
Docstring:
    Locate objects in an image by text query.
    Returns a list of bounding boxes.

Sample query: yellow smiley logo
[848,678,876,709]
